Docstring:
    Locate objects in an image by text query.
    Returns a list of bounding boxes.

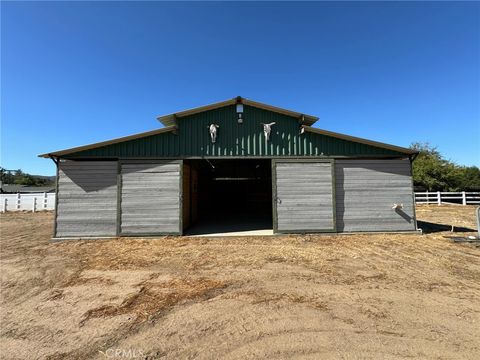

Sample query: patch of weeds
[266,255,288,263]
[62,270,117,287]
[46,289,64,301]
[79,278,228,326]
[236,290,328,311]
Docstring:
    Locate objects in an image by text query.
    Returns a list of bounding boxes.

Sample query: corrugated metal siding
[56,161,118,237]
[275,161,335,232]
[335,159,415,232]
[65,105,406,158]
[120,161,181,235]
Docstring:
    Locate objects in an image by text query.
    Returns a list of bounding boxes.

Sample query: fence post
[462,191,467,205]
[437,191,441,205]
[43,192,48,209]
[16,193,21,210]
[2,198,6,212]
[476,207,480,238]
[32,197,37,213]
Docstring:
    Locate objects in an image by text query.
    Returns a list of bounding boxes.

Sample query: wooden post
[2,198,6,212]
[16,193,21,210]
[43,192,48,209]
[476,207,480,238]
[426,190,429,205]
[462,191,466,205]
[437,191,441,205]
[32,197,36,213]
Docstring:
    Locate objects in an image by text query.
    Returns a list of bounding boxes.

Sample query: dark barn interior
[183,159,273,235]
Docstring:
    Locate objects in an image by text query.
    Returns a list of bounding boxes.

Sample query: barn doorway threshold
[185,214,274,237]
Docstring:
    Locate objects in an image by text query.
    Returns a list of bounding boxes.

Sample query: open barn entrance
[183,159,273,236]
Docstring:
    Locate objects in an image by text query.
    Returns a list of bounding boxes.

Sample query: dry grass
[1,205,479,359]
[80,277,228,326]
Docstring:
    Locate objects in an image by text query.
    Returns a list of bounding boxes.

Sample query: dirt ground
[1,205,479,359]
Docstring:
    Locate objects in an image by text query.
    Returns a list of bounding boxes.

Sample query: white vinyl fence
[0,193,56,212]
[1,191,479,213]
[415,191,480,205]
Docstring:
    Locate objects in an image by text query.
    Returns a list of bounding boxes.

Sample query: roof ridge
[157,97,319,127]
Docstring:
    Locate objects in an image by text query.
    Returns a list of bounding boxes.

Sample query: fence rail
[0,193,56,212]
[0,191,479,213]
[415,191,480,205]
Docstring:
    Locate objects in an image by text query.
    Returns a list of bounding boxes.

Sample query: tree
[456,166,480,191]
[411,142,480,191]
[0,168,52,186]
[14,174,38,186]
[411,142,452,191]
[0,168,15,184]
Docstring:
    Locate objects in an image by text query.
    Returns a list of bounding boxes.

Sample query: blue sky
[2,1,479,175]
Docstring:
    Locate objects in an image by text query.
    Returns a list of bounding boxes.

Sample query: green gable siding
[64,105,406,159]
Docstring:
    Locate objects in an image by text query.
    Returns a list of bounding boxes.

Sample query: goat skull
[208,124,219,143]
[261,122,276,141]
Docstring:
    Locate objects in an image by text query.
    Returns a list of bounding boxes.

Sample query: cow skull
[208,124,219,143]
[261,122,276,141]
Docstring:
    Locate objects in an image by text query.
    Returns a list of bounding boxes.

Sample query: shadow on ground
[417,220,476,234]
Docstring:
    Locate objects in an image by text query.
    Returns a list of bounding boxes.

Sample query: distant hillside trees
[411,143,480,191]
[0,168,54,186]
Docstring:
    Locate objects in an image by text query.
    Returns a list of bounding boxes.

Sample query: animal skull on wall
[261,122,276,141]
[208,124,220,143]
[392,203,404,210]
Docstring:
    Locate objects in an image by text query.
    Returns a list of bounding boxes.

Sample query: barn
[40,97,418,239]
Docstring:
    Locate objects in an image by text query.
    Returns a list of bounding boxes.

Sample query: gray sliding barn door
[335,159,416,232]
[273,160,335,233]
[120,161,181,235]
[56,161,118,238]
